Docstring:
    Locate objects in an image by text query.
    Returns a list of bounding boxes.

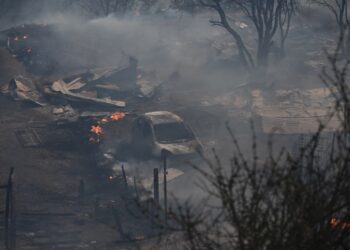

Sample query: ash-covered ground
[0,2,341,249]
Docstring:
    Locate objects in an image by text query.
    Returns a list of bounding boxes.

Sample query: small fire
[90,125,103,135]
[110,112,126,121]
[330,218,350,229]
[89,112,126,144]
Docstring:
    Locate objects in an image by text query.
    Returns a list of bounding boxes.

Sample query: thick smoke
[1,2,342,203]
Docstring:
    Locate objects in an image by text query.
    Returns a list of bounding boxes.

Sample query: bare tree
[198,0,297,71]
[171,0,197,15]
[278,0,297,59]
[79,0,137,17]
[312,0,350,57]
[156,34,350,250]
[138,0,158,14]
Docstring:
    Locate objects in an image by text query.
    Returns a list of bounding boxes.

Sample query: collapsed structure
[1,56,160,121]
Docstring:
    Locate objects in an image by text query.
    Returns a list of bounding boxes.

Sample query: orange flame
[110,112,126,121]
[90,125,103,135]
[330,218,350,229]
[88,112,126,144]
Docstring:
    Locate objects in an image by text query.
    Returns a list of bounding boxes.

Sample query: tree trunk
[279,42,285,60]
[345,28,350,58]
[257,41,269,68]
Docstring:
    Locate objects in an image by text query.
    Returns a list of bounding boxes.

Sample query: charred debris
[0,21,340,249]
[0,24,338,165]
[1,24,161,116]
[0,24,175,248]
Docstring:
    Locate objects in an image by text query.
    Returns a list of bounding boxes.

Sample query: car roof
[142,111,183,125]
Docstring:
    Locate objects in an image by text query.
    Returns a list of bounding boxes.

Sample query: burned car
[95,111,202,178]
[131,111,202,158]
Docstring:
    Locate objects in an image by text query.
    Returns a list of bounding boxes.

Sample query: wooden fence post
[162,153,168,226]
[121,164,128,190]
[153,168,159,206]
[5,167,15,250]
[153,168,159,226]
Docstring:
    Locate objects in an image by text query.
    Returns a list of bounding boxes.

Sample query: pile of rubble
[0,24,161,118]
[0,56,161,122]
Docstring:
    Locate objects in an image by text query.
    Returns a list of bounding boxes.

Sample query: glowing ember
[330,218,350,229]
[100,118,109,123]
[110,112,126,121]
[88,112,126,144]
[90,125,103,135]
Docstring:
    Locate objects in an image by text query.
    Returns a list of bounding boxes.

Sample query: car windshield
[154,122,194,143]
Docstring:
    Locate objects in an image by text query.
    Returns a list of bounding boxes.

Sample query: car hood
[158,140,199,155]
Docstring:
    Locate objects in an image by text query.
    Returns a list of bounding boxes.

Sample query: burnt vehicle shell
[130,111,202,158]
